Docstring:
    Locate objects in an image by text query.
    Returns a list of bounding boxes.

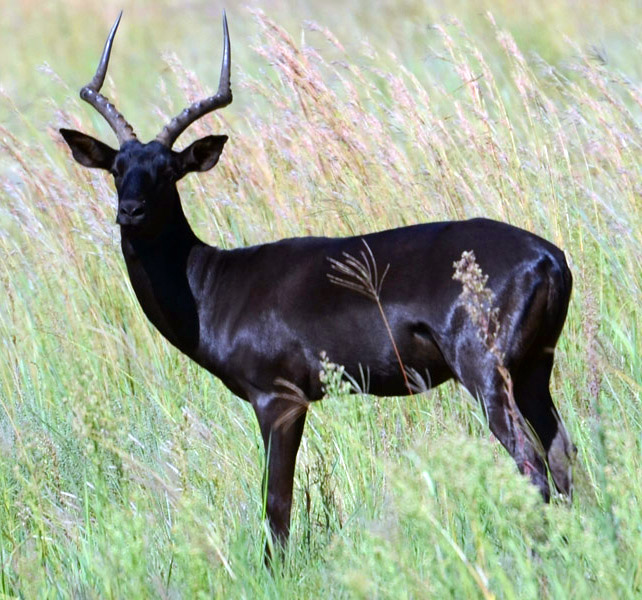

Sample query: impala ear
[60,128,117,170]
[177,135,228,175]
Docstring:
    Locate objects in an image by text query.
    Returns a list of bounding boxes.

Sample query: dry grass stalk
[327,239,413,396]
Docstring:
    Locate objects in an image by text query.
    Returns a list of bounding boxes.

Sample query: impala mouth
[116,213,145,226]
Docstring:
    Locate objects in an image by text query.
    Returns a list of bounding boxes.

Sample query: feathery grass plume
[452,250,501,354]
[327,239,414,396]
[327,239,389,301]
[319,351,360,397]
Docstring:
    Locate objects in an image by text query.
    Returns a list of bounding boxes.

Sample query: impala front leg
[252,393,308,549]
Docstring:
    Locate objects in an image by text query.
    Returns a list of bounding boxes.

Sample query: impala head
[60,11,232,235]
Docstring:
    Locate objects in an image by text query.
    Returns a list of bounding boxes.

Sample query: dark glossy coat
[61,132,575,548]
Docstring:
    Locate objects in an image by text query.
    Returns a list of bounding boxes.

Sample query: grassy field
[1,0,641,597]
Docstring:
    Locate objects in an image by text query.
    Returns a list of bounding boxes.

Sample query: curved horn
[80,11,137,145]
[156,12,232,148]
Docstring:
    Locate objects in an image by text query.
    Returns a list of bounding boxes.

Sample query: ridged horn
[79,11,137,145]
[155,11,232,148]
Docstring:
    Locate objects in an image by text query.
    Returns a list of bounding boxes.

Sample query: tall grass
[1,1,641,597]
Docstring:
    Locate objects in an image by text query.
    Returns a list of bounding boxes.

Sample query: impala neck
[119,191,208,356]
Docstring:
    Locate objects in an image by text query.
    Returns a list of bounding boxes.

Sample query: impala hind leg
[513,352,575,497]
[251,394,307,554]
[481,383,551,500]
[455,356,551,500]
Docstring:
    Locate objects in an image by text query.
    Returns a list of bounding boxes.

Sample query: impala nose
[117,199,145,224]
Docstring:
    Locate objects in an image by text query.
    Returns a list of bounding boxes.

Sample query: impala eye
[112,160,125,177]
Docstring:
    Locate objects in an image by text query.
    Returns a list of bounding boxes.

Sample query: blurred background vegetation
[1,0,641,597]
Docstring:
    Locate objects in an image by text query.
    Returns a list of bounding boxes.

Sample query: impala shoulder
[187,244,224,293]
